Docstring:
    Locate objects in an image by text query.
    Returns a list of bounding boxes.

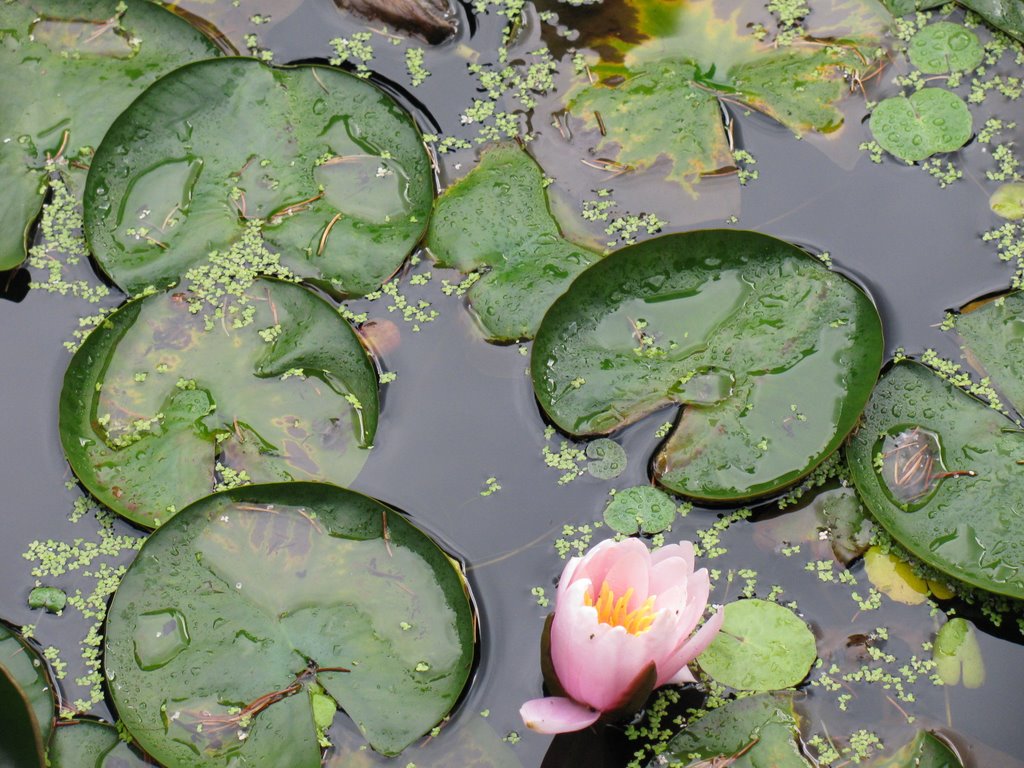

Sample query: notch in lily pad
[104,482,477,763]
[59,278,379,528]
[531,230,883,503]
[868,88,972,163]
[84,57,434,298]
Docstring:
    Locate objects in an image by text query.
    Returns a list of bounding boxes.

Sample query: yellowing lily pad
[0,0,221,271]
[84,57,434,297]
[103,483,476,762]
[531,230,883,502]
[868,89,973,163]
[567,0,874,193]
[426,144,601,341]
[59,279,378,528]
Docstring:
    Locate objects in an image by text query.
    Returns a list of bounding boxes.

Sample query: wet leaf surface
[566,0,873,193]
[0,0,221,272]
[426,144,602,341]
[698,599,818,691]
[868,89,973,162]
[908,22,984,73]
[848,360,1024,599]
[104,483,476,763]
[955,292,1024,413]
[84,57,433,297]
[531,230,883,502]
[646,693,813,768]
[59,278,378,529]
[601,486,676,534]
[0,624,54,747]
[48,719,150,767]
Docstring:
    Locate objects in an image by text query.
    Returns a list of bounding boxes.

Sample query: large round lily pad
[0,624,54,748]
[0,0,221,271]
[869,89,972,163]
[59,278,379,528]
[848,360,1024,599]
[84,57,433,297]
[104,483,476,763]
[531,230,883,502]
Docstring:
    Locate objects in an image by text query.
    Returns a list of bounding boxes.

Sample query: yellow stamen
[583,582,658,635]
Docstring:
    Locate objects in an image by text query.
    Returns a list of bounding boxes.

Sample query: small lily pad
[869,731,964,767]
[908,22,984,73]
[933,618,985,688]
[59,278,379,528]
[531,230,883,502]
[698,599,818,691]
[647,693,813,768]
[48,719,149,767]
[602,486,676,534]
[426,144,601,341]
[104,482,476,763]
[85,57,433,297]
[28,586,67,614]
[0,624,54,747]
[847,360,1024,599]
[586,439,628,480]
[990,182,1024,219]
[0,0,220,271]
[869,89,973,163]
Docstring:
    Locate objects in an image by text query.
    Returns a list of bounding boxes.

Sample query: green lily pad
[0,624,54,747]
[868,89,973,163]
[990,182,1024,219]
[602,486,676,534]
[0,664,44,768]
[818,487,874,564]
[84,57,433,297]
[698,599,817,691]
[426,144,601,341]
[958,0,1024,42]
[531,230,883,502]
[646,693,813,768]
[567,0,872,193]
[586,438,628,480]
[908,22,984,73]
[0,0,220,271]
[59,278,379,528]
[104,482,476,763]
[956,292,1024,411]
[28,586,67,614]
[847,360,1024,599]
[48,719,149,767]
[869,731,964,767]
[933,618,985,688]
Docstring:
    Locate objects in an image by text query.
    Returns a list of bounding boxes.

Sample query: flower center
[584,582,657,635]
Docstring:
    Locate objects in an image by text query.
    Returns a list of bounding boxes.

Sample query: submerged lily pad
[933,618,985,688]
[0,624,54,747]
[104,482,476,763]
[0,0,220,271]
[698,599,817,691]
[869,731,964,767]
[847,360,1024,598]
[84,57,433,297]
[48,719,149,767]
[989,182,1024,219]
[59,278,378,528]
[647,693,813,768]
[868,89,973,163]
[908,22,984,73]
[567,0,873,193]
[426,144,601,341]
[956,292,1024,411]
[531,230,883,502]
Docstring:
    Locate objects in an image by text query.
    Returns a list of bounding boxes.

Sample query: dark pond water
[2,0,1023,765]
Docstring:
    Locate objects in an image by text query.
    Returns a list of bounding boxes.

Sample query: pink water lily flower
[520,538,724,734]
